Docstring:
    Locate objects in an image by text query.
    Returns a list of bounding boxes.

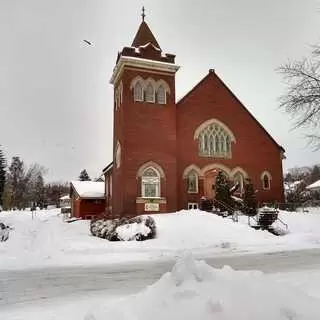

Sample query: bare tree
[278,45,320,149]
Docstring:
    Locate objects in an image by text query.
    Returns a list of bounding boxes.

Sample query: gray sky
[1,0,319,182]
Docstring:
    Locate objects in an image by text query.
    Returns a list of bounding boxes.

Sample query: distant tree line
[0,146,69,210]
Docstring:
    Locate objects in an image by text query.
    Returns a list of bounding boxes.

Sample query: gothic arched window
[145,83,155,103]
[261,171,272,190]
[156,85,166,104]
[233,172,245,195]
[187,171,198,193]
[141,167,160,198]
[134,82,143,102]
[196,120,234,158]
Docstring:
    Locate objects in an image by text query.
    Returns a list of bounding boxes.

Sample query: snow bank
[85,254,320,320]
[1,208,320,270]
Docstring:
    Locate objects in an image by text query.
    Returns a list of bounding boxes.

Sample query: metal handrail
[213,198,235,214]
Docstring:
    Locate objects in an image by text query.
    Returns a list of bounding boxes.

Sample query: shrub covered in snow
[0,222,9,242]
[90,215,156,241]
[85,254,320,320]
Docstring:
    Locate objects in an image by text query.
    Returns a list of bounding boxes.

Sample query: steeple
[110,8,178,84]
[131,7,161,49]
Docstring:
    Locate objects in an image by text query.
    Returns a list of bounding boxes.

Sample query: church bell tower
[110,8,180,216]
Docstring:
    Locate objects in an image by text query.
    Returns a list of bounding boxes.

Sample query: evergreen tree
[0,148,6,206]
[214,171,232,213]
[79,169,91,181]
[2,174,12,210]
[243,178,257,217]
[310,165,320,183]
[8,157,26,209]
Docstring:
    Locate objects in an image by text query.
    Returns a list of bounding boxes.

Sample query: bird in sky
[83,40,92,46]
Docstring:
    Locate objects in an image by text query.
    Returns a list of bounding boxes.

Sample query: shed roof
[306,179,320,190]
[71,181,105,199]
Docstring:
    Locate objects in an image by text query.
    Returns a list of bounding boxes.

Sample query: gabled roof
[131,21,161,50]
[102,162,113,174]
[306,179,320,190]
[70,181,105,199]
[177,69,285,153]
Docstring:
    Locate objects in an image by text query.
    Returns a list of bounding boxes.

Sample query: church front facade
[103,16,285,217]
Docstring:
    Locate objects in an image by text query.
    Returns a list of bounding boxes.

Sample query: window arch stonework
[115,141,121,169]
[196,120,235,158]
[130,76,170,104]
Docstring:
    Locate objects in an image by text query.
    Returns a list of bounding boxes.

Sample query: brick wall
[176,70,284,209]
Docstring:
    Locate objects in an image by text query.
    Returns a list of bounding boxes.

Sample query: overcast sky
[1,0,320,182]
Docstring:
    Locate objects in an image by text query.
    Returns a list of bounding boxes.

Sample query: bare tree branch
[278,46,320,148]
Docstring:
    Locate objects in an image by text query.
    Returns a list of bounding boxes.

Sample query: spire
[131,8,161,49]
[141,6,145,22]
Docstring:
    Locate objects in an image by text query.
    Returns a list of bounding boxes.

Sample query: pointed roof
[131,21,161,50]
[177,70,285,153]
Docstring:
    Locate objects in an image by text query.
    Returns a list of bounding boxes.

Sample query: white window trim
[188,202,199,210]
[141,167,161,198]
[115,141,121,169]
[195,119,235,159]
[110,175,112,197]
[260,171,272,190]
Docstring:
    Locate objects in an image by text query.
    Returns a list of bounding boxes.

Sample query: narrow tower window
[134,82,143,102]
[156,85,166,104]
[145,83,155,103]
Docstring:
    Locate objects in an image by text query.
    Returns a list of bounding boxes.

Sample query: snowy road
[1,248,320,307]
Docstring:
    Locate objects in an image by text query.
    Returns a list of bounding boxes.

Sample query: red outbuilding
[70,181,105,219]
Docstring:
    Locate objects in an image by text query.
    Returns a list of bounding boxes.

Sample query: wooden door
[204,170,218,199]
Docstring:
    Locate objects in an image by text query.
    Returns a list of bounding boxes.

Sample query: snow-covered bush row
[90,215,156,241]
[85,254,320,320]
[0,222,9,242]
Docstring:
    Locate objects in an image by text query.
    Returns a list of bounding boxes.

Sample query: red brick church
[103,13,285,216]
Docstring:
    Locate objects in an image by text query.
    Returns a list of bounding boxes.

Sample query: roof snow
[59,195,70,200]
[284,180,303,191]
[71,181,105,199]
[306,179,320,190]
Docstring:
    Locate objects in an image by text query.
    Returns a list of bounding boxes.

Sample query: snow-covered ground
[1,207,320,270]
[85,255,320,320]
[1,208,320,319]
[1,256,320,320]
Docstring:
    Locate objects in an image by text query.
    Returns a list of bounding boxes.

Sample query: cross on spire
[141,6,146,21]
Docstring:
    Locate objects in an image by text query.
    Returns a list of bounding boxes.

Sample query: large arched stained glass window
[196,120,235,158]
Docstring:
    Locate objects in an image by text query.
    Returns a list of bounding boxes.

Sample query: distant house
[306,180,320,192]
[59,195,71,207]
[70,181,105,219]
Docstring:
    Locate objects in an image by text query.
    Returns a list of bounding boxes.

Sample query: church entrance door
[204,170,219,199]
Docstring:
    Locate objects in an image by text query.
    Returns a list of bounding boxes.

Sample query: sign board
[144,203,160,212]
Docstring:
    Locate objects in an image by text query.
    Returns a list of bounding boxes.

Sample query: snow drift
[85,254,320,320]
